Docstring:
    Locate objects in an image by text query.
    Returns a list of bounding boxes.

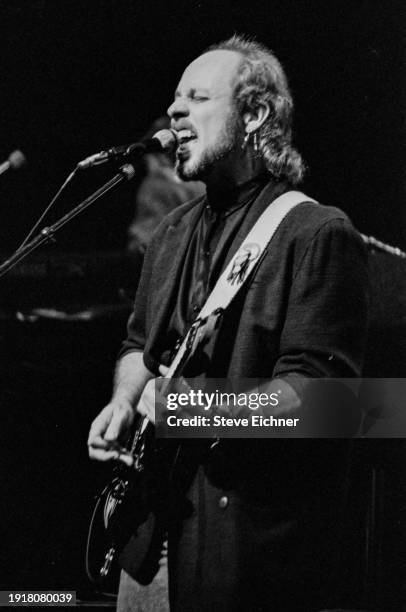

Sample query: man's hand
[88,398,135,466]
[87,352,157,466]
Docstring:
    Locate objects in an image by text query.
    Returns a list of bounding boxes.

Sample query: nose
[167,96,189,121]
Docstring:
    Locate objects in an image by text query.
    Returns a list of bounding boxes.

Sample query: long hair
[206,35,305,184]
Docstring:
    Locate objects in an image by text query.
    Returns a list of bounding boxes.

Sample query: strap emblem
[227,243,260,285]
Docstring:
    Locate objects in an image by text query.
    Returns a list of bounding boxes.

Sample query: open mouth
[176,129,197,145]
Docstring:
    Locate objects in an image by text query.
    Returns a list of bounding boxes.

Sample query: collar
[206,172,270,215]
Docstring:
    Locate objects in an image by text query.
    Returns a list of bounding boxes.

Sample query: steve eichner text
[165,389,280,412]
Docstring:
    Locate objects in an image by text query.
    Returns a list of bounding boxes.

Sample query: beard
[175,110,241,181]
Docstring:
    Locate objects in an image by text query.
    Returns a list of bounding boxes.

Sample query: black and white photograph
[0,1,405,610]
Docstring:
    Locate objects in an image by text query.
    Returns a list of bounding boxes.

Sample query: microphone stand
[0,163,135,279]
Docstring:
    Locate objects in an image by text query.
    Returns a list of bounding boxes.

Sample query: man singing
[88,35,368,611]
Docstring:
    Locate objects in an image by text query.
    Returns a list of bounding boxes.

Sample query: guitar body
[85,473,142,592]
[85,309,223,590]
[86,418,177,590]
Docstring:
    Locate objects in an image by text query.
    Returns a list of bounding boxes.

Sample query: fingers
[88,447,121,462]
[88,438,132,463]
[87,406,114,457]
[88,401,133,462]
[89,447,134,467]
[113,450,134,467]
[104,411,128,442]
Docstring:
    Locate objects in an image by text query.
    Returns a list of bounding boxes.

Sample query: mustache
[171,121,196,132]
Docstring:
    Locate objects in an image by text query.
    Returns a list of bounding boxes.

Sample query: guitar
[85,308,223,590]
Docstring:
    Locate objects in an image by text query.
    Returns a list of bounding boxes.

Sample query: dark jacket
[121,180,368,381]
[120,180,369,611]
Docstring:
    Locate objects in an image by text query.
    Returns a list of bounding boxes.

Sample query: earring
[242,132,250,150]
[253,132,259,152]
[242,131,260,153]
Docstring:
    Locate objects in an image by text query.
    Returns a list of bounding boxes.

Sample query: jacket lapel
[147,199,204,338]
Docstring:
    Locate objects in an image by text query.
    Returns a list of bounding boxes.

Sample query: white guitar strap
[167,190,317,376]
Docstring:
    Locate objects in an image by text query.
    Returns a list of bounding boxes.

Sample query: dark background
[0,0,404,253]
[0,1,405,608]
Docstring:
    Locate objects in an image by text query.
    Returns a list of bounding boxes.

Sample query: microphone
[77,129,178,170]
[0,149,26,177]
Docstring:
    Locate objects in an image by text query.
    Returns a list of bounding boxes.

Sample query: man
[88,35,368,611]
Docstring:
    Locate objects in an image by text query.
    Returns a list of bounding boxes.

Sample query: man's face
[167,50,243,181]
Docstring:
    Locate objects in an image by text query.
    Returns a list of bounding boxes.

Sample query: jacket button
[219,496,228,509]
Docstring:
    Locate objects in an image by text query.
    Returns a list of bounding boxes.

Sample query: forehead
[176,50,242,95]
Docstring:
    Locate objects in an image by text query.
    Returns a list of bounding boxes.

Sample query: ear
[242,101,270,134]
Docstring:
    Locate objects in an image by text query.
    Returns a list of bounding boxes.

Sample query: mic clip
[76,146,128,170]
[76,129,177,170]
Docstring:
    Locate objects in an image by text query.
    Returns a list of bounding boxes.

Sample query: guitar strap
[166,190,317,377]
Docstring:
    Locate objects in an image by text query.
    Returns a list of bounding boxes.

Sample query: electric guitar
[85,308,223,590]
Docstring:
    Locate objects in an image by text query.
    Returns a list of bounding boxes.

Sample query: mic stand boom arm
[0,163,135,279]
